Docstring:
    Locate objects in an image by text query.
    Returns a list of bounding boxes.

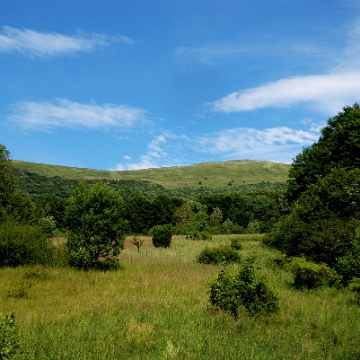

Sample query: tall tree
[65,182,126,269]
[286,103,360,203]
[0,144,17,209]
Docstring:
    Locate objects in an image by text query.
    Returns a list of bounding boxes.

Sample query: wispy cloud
[176,37,330,66]
[208,22,360,115]
[210,71,360,115]
[113,124,321,170]
[113,133,189,170]
[0,26,133,58]
[176,42,253,65]
[6,98,147,131]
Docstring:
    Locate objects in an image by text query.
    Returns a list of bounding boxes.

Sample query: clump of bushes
[0,221,55,267]
[287,257,340,290]
[151,224,172,248]
[186,231,212,240]
[349,278,360,304]
[0,312,20,359]
[230,237,243,250]
[197,245,241,265]
[209,258,279,317]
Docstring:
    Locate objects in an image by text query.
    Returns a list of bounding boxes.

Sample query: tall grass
[1,235,360,359]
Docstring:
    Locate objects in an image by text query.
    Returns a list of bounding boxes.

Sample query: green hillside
[12,159,290,189]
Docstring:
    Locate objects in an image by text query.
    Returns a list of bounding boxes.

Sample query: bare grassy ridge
[12,159,290,189]
[1,235,360,359]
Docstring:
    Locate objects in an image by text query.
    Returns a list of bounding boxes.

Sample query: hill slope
[12,159,290,189]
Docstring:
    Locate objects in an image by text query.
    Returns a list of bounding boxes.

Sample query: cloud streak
[113,133,191,170]
[210,71,360,115]
[7,98,147,131]
[113,124,321,170]
[0,26,133,57]
[195,126,319,163]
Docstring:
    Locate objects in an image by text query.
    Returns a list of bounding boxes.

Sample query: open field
[1,234,359,359]
[12,159,290,189]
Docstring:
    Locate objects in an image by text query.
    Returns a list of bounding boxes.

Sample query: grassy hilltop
[12,159,290,189]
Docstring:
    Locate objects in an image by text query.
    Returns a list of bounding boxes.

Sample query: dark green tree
[124,193,153,234]
[64,182,126,269]
[151,224,172,248]
[0,145,17,214]
[264,168,360,266]
[286,103,360,203]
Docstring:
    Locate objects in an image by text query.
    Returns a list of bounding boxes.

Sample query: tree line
[1,142,285,269]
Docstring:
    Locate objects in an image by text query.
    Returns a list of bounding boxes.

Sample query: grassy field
[12,159,290,189]
[1,234,359,359]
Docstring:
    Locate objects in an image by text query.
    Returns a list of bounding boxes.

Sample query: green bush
[65,183,125,269]
[287,257,340,290]
[335,255,360,285]
[151,224,172,248]
[0,221,54,267]
[209,258,279,317]
[197,245,241,265]
[230,237,243,250]
[246,220,262,234]
[0,313,20,359]
[349,277,360,304]
[186,231,212,240]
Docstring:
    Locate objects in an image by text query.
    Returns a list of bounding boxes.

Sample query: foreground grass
[1,235,360,359]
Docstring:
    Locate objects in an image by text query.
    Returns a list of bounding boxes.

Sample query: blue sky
[1,0,360,170]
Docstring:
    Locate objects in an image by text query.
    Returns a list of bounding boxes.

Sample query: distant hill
[12,159,291,200]
[13,159,290,187]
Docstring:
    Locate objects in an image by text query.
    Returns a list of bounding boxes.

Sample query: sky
[1,0,360,170]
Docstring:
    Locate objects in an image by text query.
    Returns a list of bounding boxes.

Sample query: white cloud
[113,133,185,170]
[112,124,321,170]
[7,98,147,131]
[0,26,133,58]
[210,71,360,115]
[194,126,320,163]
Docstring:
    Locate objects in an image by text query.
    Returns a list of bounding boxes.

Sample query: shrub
[0,221,54,267]
[246,220,262,234]
[209,258,279,317]
[287,257,340,290]
[197,245,241,265]
[335,255,360,285]
[230,237,243,250]
[349,277,360,304]
[0,313,20,359]
[186,231,212,240]
[65,183,125,269]
[151,224,172,248]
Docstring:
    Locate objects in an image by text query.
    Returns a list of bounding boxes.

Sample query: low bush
[197,245,241,265]
[151,224,172,248]
[230,237,243,250]
[335,255,360,285]
[209,257,279,317]
[349,277,360,304]
[0,313,20,359]
[186,231,212,241]
[0,221,54,267]
[287,257,340,290]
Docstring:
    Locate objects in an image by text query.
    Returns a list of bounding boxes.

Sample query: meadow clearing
[1,234,360,359]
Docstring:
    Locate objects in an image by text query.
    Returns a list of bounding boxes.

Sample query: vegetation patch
[0,313,20,359]
[197,245,241,265]
[287,257,341,290]
[209,257,279,317]
[151,224,172,248]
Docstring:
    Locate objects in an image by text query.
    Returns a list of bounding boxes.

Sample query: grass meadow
[1,234,360,359]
